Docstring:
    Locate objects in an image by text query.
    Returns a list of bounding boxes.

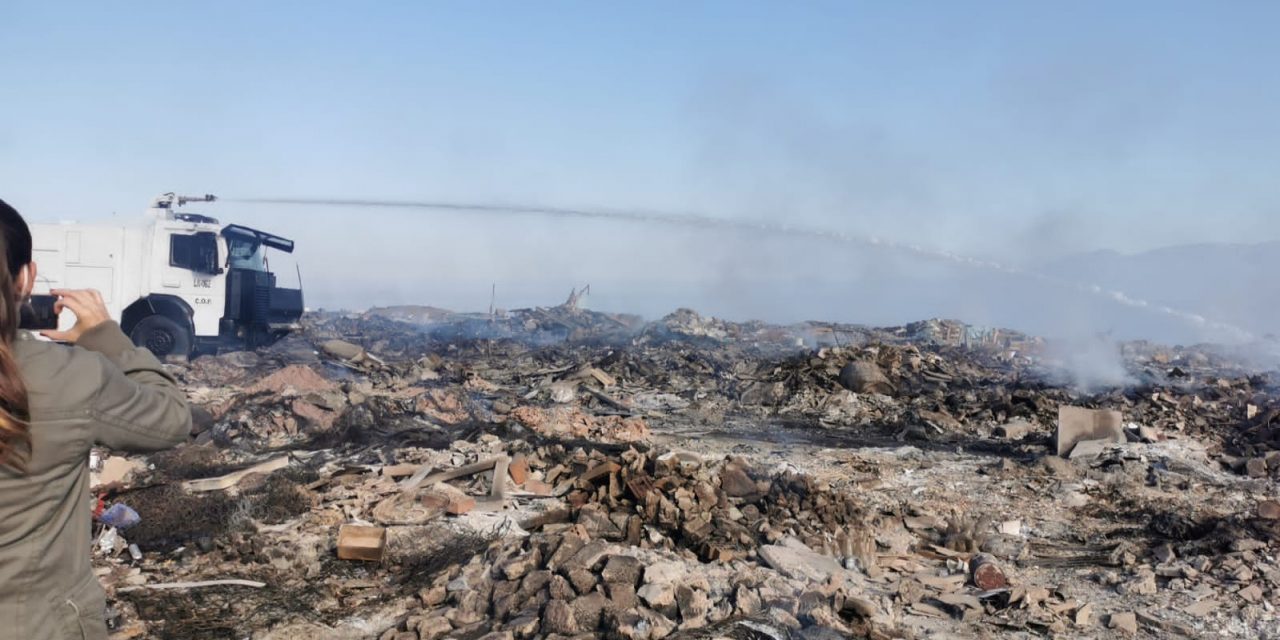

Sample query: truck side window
[170,232,220,274]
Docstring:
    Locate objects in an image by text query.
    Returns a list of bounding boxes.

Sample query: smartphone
[19,295,59,331]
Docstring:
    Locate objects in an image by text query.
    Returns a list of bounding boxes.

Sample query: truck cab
[30,193,304,358]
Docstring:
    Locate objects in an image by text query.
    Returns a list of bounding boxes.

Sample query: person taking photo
[0,199,192,640]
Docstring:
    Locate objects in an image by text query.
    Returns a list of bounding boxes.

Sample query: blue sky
[2,1,1278,332]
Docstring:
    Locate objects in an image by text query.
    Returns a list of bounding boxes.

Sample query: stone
[1183,599,1219,617]
[1258,500,1280,520]
[642,561,686,585]
[608,611,651,640]
[759,538,845,583]
[838,361,894,395]
[1118,571,1157,596]
[1238,584,1264,603]
[577,505,623,540]
[419,585,447,607]
[520,570,552,598]
[571,592,610,630]
[453,591,486,625]
[543,599,579,635]
[502,549,542,581]
[548,575,576,601]
[491,594,520,620]
[416,617,453,640]
[601,555,644,587]
[607,582,639,611]
[563,540,610,573]
[507,614,540,639]
[735,584,762,616]
[546,535,586,572]
[1245,458,1268,478]
[1057,406,1124,457]
[567,568,598,595]
[768,608,803,630]
[610,608,677,640]
[638,582,678,617]
[994,419,1034,440]
[676,586,710,629]
[719,464,759,498]
[1108,611,1138,634]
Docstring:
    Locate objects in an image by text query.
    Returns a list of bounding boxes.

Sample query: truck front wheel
[130,315,192,360]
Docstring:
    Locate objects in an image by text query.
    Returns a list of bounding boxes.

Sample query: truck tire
[130,315,192,359]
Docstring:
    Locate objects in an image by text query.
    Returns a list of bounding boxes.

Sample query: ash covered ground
[92,299,1280,639]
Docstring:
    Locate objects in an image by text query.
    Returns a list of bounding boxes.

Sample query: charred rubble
[90,302,1280,639]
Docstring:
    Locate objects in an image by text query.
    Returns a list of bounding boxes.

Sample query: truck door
[163,230,225,337]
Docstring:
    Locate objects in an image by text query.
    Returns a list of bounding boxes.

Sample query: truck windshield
[227,237,266,271]
[222,224,294,271]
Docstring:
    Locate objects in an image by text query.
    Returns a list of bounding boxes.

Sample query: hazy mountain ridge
[1039,240,1280,339]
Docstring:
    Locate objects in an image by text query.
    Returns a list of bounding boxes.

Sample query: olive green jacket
[0,322,191,640]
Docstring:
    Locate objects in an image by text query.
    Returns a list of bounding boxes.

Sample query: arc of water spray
[229,196,1254,342]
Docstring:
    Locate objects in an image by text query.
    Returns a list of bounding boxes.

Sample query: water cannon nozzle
[177,194,218,206]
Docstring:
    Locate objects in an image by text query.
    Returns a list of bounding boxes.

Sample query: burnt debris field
[94,299,1280,639]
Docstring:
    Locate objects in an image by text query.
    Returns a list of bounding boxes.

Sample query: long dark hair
[0,199,31,469]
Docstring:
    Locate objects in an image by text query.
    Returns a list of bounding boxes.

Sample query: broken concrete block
[759,537,845,583]
[501,550,542,581]
[1238,584,1264,603]
[1118,571,1157,596]
[570,591,609,630]
[1074,603,1094,626]
[601,555,643,587]
[562,539,610,573]
[336,524,385,562]
[1057,406,1124,456]
[1108,611,1137,634]
[1068,438,1113,460]
[993,419,1034,440]
[1182,599,1219,617]
[542,599,579,635]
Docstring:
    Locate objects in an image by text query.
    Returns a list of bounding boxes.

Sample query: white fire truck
[29,193,304,358]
